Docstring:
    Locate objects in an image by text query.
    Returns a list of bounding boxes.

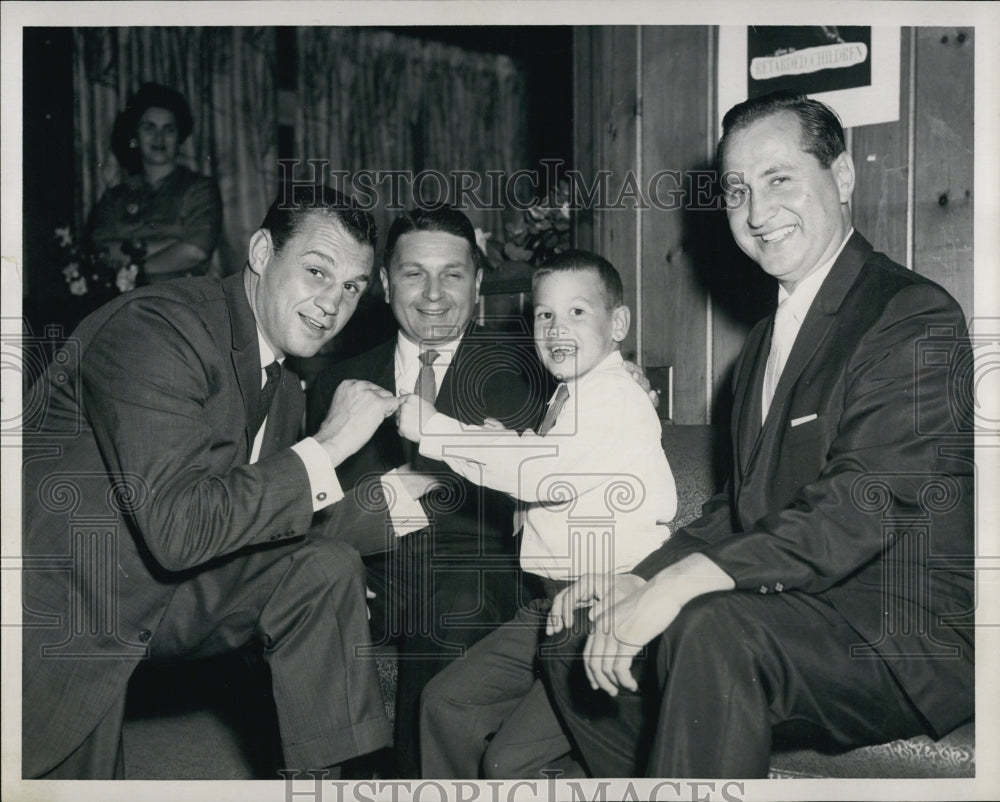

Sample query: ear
[380,266,392,304]
[831,151,855,204]
[474,267,484,299]
[247,229,273,277]
[611,305,631,343]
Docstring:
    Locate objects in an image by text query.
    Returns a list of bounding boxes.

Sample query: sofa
[120,424,974,779]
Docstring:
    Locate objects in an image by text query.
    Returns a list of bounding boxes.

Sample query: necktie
[250,361,281,436]
[762,299,794,421]
[407,349,440,466]
[414,349,441,404]
[538,383,570,435]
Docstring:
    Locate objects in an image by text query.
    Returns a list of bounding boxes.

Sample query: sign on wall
[718,26,901,132]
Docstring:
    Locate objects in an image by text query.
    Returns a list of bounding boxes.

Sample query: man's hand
[582,553,735,696]
[314,380,402,466]
[397,393,437,443]
[584,580,682,695]
[546,572,646,636]
[622,359,659,409]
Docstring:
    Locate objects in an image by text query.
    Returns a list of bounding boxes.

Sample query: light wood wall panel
[639,26,712,424]
[913,27,974,319]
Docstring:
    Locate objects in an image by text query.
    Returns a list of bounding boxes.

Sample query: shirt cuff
[380,469,431,537]
[291,437,345,512]
[418,411,479,461]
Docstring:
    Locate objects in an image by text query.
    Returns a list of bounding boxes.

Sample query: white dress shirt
[382,332,465,535]
[252,330,343,512]
[762,228,854,423]
[393,331,461,398]
[418,350,678,580]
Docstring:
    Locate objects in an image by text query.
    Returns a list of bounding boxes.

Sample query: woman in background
[86,82,222,286]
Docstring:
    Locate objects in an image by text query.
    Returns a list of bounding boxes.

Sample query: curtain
[295,28,529,263]
[73,28,278,276]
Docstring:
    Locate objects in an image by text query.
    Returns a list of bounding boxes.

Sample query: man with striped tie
[307,205,550,777]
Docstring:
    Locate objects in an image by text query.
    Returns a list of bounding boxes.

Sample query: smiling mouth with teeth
[549,345,577,361]
[761,225,795,243]
[300,314,327,332]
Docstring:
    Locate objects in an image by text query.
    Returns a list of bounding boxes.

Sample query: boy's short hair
[532,250,624,310]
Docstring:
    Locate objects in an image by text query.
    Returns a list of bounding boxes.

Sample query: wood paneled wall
[574,26,974,424]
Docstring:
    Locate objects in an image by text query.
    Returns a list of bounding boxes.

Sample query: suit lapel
[742,232,874,472]
[435,322,480,421]
[732,321,770,479]
[223,273,263,459]
[368,338,403,468]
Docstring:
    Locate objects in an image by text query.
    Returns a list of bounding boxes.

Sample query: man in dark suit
[22,185,404,779]
[543,91,974,777]
[308,206,551,776]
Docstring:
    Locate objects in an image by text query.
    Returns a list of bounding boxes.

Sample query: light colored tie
[414,349,441,404]
[407,349,440,467]
[538,383,570,435]
[762,299,795,421]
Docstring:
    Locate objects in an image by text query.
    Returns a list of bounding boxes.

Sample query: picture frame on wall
[717,26,901,131]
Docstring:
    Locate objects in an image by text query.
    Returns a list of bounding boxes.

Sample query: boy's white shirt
[418,350,678,580]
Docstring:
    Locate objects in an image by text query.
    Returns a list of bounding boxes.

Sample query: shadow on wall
[684,161,775,486]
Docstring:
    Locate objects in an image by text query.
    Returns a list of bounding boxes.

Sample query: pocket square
[791,413,818,428]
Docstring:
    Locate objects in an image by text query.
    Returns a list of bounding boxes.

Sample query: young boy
[397,250,677,779]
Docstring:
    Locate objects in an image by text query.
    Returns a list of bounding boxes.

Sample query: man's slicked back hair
[383,205,486,271]
[261,183,378,254]
[717,90,847,169]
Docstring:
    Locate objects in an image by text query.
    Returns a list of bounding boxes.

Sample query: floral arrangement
[57,226,145,297]
[477,178,572,269]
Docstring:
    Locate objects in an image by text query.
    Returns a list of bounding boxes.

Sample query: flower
[116,264,139,293]
[481,178,573,269]
[474,227,492,256]
[55,225,145,300]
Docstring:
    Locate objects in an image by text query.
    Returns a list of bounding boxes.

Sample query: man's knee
[656,593,760,676]
[483,737,533,780]
[286,538,365,587]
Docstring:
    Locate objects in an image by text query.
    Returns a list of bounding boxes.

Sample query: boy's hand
[622,359,660,409]
[397,392,436,442]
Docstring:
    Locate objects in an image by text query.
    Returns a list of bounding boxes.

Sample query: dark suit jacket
[633,232,974,737]
[22,272,388,777]
[308,323,551,553]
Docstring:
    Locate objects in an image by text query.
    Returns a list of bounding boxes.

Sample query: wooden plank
[850,29,911,269]
[572,27,597,252]
[640,25,712,424]
[597,26,640,359]
[912,26,974,321]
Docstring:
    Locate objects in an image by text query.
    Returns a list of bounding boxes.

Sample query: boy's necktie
[250,361,281,436]
[538,383,570,435]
